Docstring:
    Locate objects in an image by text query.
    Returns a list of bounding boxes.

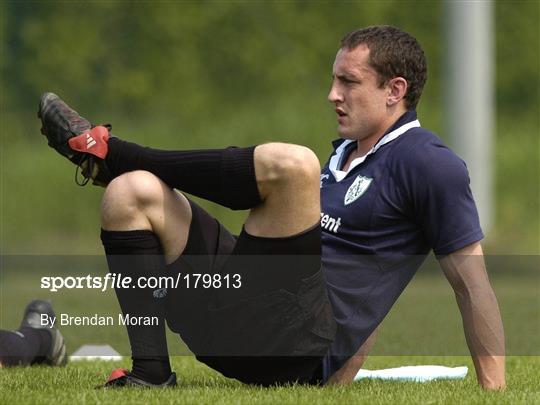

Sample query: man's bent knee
[101,170,192,262]
[100,171,164,231]
[254,143,320,196]
[246,144,320,237]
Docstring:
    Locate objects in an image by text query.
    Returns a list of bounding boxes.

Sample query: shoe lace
[74,154,92,186]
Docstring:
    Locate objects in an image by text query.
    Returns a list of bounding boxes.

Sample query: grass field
[1,356,539,404]
[1,261,538,404]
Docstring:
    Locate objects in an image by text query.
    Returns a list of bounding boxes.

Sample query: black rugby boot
[102,368,177,389]
[19,300,67,366]
[38,92,113,186]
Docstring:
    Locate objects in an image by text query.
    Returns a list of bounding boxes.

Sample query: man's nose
[328,83,343,104]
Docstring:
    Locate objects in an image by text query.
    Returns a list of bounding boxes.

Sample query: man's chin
[337,129,357,140]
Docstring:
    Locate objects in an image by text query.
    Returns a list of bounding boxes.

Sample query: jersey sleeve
[393,137,484,256]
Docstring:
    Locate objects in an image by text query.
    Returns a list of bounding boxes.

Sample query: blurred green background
[1,1,538,255]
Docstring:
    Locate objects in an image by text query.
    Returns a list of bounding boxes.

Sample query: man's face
[328,44,390,141]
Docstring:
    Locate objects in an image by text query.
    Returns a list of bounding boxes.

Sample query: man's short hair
[341,25,427,110]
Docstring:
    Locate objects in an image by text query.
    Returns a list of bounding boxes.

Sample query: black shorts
[164,199,335,386]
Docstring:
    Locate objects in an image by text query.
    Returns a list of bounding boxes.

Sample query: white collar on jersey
[328,119,421,182]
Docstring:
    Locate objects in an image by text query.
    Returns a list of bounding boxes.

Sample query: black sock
[0,328,51,366]
[104,138,261,210]
[101,229,171,384]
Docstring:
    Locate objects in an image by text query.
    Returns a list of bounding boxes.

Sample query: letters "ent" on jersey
[320,212,342,233]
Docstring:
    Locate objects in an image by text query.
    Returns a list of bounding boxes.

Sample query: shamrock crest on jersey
[344,175,373,205]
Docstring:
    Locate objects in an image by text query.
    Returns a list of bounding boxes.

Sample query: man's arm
[439,242,506,390]
[326,327,378,385]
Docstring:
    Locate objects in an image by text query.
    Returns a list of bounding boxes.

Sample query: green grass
[0,356,538,404]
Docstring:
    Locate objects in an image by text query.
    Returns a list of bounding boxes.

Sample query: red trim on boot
[68,125,110,159]
[107,368,129,382]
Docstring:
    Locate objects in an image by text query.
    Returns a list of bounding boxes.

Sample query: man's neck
[355,108,408,156]
[341,109,409,172]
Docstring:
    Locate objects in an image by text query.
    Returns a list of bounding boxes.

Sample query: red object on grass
[107,368,129,382]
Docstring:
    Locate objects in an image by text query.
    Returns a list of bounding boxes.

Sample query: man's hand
[439,242,506,390]
[326,327,378,385]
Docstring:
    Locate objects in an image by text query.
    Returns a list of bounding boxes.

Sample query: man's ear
[386,77,408,107]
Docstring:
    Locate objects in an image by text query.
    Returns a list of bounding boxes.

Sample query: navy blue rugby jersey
[320,110,484,381]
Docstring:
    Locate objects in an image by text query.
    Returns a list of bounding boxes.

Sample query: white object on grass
[70,345,122,361]
[354,365,468,382]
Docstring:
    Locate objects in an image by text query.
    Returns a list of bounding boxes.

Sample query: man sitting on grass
[36,25,505,389]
